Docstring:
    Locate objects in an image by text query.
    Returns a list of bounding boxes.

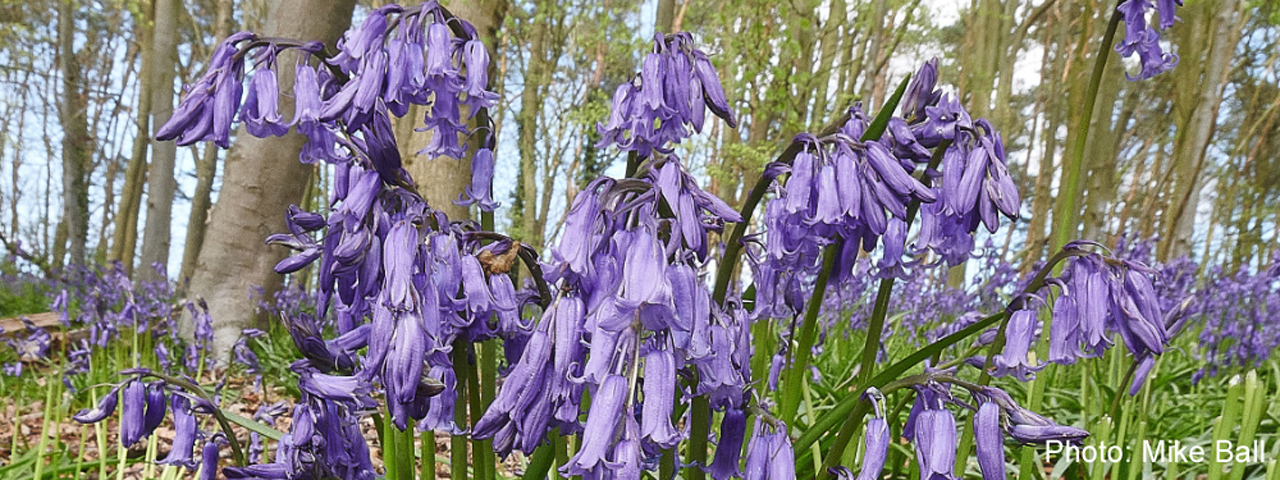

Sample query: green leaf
[222,410,285,442]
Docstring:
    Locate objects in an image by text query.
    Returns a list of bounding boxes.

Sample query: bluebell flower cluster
[1028,242,1193,393]
[474,154,752,467]
[471,33,754,478]
[155,2,501,210]
[1194,250,1280,382]
[749,59,1019,323]
[597,32,737,158]
[1114,0,1182,80]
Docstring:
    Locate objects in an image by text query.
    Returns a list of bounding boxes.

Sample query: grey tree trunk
[187,0,357,358]
[399,0,507,223]
[179,0,234,283]
[58,0,92,268]
[1159,0,1242,261]
[138,0,180,281]
[111,0,155,276]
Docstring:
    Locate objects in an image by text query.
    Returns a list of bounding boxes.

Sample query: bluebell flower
[1114,0,1181,80]
[744,420,794,480]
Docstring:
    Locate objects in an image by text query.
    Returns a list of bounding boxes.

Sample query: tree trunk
[512,2,551,250]
[398,0,507,223]
[1158,0,1242,261]
[138,0,180,281]
[179,0,233,283]
[186,0,357,358]
[58,0,92,268]
[111,0,155,277]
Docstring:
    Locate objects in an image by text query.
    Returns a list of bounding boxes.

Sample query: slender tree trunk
[187,0,357,358]
[399,0,507,222]
[1159,0,1242,261]
[513,3,551,250]
[138,0,180,280]
[111,0,155,276]
[58,0,92,268]
[179,0,233,283]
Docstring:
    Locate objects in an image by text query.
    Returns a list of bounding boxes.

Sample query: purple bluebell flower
[564,374,629,476]
[73,384,121,423]
[198,437,222,480]
[120,379,148,447]
[597,33,737,156]
[856,391,890,480]
[707,407,748,480]
[1114,0,1181,80]
[913,391,957,480]
[902,58,940,124]
[975,401,1006,480]
[456,147,499,211]
[159,394,199,468]
[156,32,255,146]
[992,306,1044,380]
[640,348,680,448]
[744,421,794,480]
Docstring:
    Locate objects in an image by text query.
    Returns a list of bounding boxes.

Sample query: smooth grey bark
[138,0,180,281]
[1159,0,1242,261]
[187,0,357,358]
[179,0,234,283]
[57,0,92,268]
[399,0,508,223]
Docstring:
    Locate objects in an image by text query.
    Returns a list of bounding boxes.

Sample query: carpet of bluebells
[1,1,1278,480]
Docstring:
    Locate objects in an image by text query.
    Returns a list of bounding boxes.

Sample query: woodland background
[0,0,1276,343]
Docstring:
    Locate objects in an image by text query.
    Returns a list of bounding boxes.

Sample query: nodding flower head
[1114,0,1181,80]
[597,33,737,157]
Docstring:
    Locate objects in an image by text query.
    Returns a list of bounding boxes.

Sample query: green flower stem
[464,343,489,480]
[1052,0,1123,252]
[777,75,916,429]
[686,373,711,480]
[132,371,249,467]
[451,343,471,480]
[796,310,1003,453]
[422,429,437,480]
[778,241,841,427]
[521,428,560,480]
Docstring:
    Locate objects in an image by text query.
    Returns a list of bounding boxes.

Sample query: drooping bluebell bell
[743,420,795,480]
[979,386,1089,445]
[456,147,499,211]
[120,379,149,447]
[912,388,957,480]
[72,384,121,423]
[1043,246,1190,392]
[564,374,629,476]
[707,407,748,480]
[199,436,223,480]
[159,394,199,468]
[155,32,255,147]
[1114,0,1181,80]
[597,32,737,157]
[991,305,1044,380]
[640,348,681,448]
[974,401,1006,480]
[855,390,890,480]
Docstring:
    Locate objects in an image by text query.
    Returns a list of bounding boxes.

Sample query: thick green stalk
[522,429,560,480]
[422,430,436,480]
[465,344,489,480]
[385,415,399,480]
[778,243,841,425]
[1051,2,1123,251]
[479,210,496,480]
[452,345,470,480]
